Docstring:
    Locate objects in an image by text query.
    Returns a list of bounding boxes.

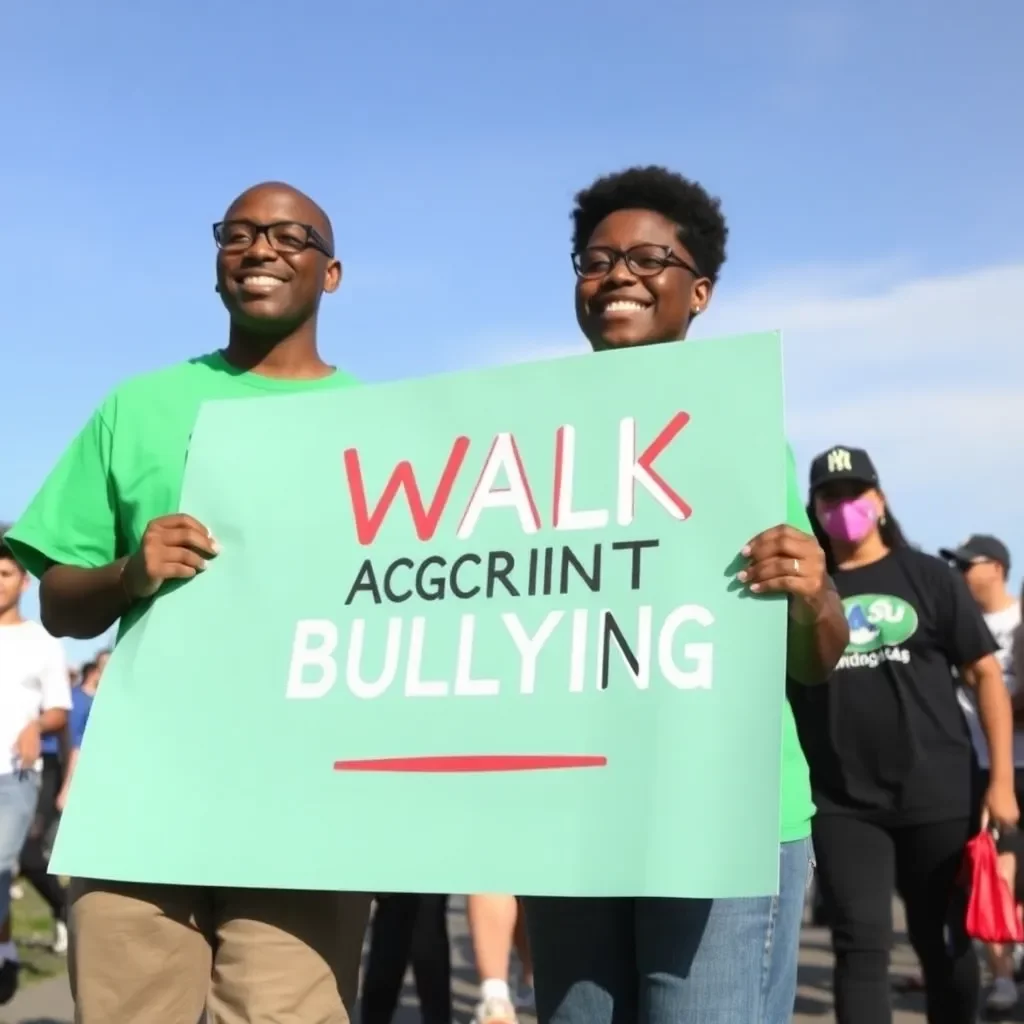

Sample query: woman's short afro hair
[571,165,728,284]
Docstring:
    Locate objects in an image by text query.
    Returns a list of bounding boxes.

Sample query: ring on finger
[792,558,800,574]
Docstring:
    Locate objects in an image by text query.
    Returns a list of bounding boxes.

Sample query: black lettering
[344,559,382,605]
[450,553,482,599]
[486,550,520,598]
[611,539,660,590]
[415,555,448,601]
[382,557,413,603]
[527,547,539,596]
[559,544,602,595]
[599,611,641,690]
[542,546,554,595]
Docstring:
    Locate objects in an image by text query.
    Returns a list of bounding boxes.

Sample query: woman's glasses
[571,244,700,280]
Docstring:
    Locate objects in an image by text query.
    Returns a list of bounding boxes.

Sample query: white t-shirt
[959,601,1023,768]
[0,620,72,775]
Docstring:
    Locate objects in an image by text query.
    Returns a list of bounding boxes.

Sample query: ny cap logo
[827,448,853,473]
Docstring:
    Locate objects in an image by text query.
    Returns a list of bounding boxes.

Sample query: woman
[522,165,850,1023]
[465,893,533,1024]
[792,445,1018,1023]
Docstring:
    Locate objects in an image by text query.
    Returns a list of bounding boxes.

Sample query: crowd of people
[0,166,1019,1024]
[0,537,105,1003]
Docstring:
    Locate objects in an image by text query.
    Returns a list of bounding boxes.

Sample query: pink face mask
[817,496,879,543]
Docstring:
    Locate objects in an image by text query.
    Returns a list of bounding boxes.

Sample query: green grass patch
[10,882,65,987]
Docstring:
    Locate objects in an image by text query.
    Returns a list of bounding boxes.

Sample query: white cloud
[704,262,1024,369]
[698,262,1024,488]
[487,261,1024,469]
[478,261,1024,559]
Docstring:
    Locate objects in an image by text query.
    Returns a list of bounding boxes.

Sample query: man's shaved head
[215,181,341,334]
[225,181,334,252]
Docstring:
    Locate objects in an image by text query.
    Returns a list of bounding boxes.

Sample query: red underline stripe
[333,755,607,773]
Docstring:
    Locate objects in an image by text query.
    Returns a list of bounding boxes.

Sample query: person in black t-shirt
[789,444,1019,1024]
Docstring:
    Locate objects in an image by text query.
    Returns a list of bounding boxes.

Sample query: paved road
[0,969,73,1024]
[0,898,953,1024]
[792,900,926,1023]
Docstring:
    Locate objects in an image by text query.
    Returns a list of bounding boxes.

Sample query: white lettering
[867,598,904,624]
[346,618,403,698]
[285,619,338,698]
[404,617,448,696]
[616,417,688,525]
[454,615,500,695]
[826,448,853,473]
[659,604,714,689]
[502,611,564,694]
[457,433,540,540]
[286,604,719,700]
[553,425,609,531]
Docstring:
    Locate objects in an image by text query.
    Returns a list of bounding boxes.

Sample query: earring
[880,512,888,526]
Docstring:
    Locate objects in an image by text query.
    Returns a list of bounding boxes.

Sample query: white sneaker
[986,975,1019,1013]
[474,996,518,1024]
[51,921,68,955]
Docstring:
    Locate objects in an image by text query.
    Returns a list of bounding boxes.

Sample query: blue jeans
[524,837,812,1024]
[0,771,40,925]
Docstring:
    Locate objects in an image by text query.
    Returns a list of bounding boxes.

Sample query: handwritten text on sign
[285,412,717,700]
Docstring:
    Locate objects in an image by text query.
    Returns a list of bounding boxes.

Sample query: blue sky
[4,0,1023,663]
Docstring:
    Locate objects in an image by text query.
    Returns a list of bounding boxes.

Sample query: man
[941,533,1022,1015]
[0,531,71,1004]
[4,183,371,1024]
[15,650,73,958]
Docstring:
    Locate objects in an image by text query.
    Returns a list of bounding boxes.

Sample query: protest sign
[52,332,789,898]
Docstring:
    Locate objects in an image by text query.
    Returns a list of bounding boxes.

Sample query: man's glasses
[571,244,701,280]
[213,219,334,258]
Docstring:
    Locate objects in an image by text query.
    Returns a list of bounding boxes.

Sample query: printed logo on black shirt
[789,549,997,820]
[837,593,920,669]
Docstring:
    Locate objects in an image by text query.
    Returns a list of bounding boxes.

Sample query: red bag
[960,829,1024,943]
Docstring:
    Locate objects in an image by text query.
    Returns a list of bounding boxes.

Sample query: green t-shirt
[6,352,359,636]
[780,446,816,842]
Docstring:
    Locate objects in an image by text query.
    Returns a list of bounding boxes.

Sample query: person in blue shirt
[57,651,106,812]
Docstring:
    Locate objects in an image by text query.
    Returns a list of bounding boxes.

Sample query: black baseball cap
[808,445,880,492]
[939,534,1011,573]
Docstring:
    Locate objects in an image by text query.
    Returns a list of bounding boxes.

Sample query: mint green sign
[52,333,788,898]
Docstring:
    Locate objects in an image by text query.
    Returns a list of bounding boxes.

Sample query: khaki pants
[68,878,371,1024]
